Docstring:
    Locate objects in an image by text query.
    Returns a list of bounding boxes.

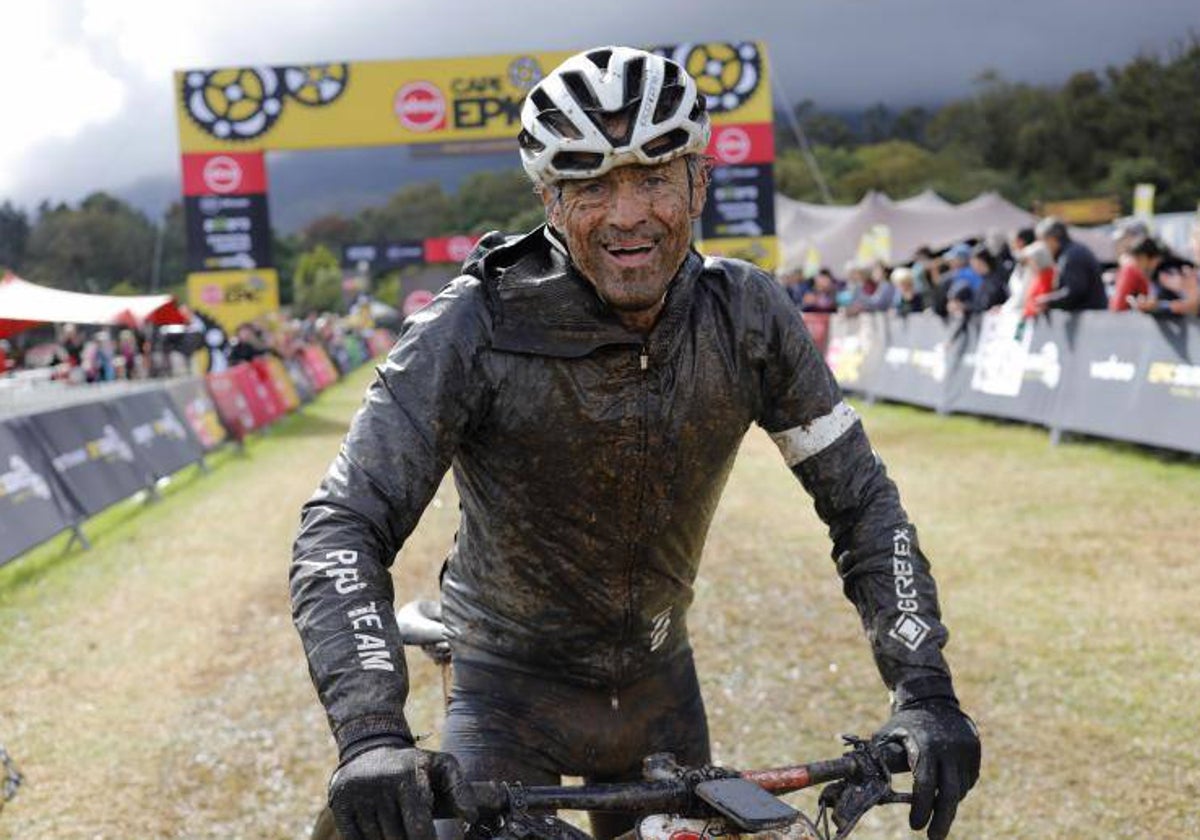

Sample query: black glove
[328,745,477,840]
[874,699,980,840]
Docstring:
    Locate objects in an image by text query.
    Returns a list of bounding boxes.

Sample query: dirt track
[2,364,1199,838]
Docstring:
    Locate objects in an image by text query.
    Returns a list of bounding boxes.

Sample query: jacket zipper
[616,344,651,692]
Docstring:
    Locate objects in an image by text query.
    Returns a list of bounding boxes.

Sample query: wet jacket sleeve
[290,278,492,757]
[749,273,956,706]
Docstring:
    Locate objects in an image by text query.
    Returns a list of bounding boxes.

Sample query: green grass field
[1,365,1198,838]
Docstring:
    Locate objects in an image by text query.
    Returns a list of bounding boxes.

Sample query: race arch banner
[176,42,776,285]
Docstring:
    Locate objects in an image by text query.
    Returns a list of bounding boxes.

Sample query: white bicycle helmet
[518,46,711,186]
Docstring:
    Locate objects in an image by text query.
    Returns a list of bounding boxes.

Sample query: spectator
[837,263,867,311]
[969,245,1010,312]
[914,246,951,316]
[1001,228,1037,313]
[985,229,1015,279]
[781,271,808,306]
[1108,220,1153,311]
[1020,241,1057,319]
[860,260,897,311]
[1034,217,1107,310]
[1128,237,1200,317]
[892,267,925,314]
[59,324,84,367]
[228,323,267,365]
[800,268,839,313]
[944,243,981,316]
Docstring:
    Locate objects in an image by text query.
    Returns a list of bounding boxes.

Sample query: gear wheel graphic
[183,67,283,141]
[668,42,762,115]
[282,63,350,106]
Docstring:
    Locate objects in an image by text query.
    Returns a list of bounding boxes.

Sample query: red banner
[205,369,258,440]
[424,234,481,264]
[705,122,775,166]
[181,152,268,197]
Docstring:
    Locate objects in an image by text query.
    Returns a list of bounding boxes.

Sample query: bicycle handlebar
[438,741,910,819]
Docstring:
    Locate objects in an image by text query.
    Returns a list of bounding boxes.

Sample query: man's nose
[606,180,649,229]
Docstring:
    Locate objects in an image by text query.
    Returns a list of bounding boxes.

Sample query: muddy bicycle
[311,601,914,840]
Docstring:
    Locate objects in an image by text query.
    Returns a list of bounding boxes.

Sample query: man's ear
[688,164,710,220]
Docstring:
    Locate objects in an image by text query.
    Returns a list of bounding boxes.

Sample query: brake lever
[817,736,912,840]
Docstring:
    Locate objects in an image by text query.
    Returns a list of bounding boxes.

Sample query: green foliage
[292,244,344,315]
[373,271,402,308]
[0,200,30,272]
[778,40,1200,212]
[22,192,157,292]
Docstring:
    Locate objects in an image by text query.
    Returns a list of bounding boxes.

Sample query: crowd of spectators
[0,304,387,385]
[780,216,1200,322]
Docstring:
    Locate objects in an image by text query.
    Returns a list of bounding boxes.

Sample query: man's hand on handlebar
[329,745,477,840]
[873,700,980,840]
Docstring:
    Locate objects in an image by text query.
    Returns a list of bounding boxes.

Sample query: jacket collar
[477,225,703,360]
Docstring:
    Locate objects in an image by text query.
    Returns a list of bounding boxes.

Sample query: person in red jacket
[1108,220,1151,311]
[1021,241,1057,318]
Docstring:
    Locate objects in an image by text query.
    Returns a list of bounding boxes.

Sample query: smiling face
[543,157,707,332]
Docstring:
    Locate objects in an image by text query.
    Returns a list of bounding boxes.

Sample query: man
[1032,217,1107,311]
[1128,236,1199,317]
[291,46,979,840]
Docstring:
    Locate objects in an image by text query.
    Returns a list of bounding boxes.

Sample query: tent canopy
[0,273,187,340]
[776,190,1115,272]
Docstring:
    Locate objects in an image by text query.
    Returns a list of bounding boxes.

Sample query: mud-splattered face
[545,158,707,330]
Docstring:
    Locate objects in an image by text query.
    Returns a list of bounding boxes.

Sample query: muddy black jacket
[291,228,957,756]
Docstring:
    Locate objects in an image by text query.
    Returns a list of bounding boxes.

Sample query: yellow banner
[176,42,771,153]
[698,235,778,272]
[186,269,280,334]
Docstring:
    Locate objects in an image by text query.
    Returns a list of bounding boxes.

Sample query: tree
[0,201,30,272]
[451,169,541,233]
[23,192,156,292]
[292,245,344,314]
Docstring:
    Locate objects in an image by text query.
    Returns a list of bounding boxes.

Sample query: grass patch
[0,379,1197,838]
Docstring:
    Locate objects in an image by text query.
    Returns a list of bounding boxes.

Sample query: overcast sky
[6,0,1198,210]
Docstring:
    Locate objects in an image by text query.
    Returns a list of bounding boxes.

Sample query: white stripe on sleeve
[769,401,860,466]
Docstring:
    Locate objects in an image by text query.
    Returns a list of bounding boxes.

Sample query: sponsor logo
[0,455,53,503]
[394,81,447,132]
[883,343,947,382]
[649,607,672,652]
[345,601,395,672]
[713,126,752,164]
[889,613,932,652]
[507,56,544,92]
[446,235,475,263]
[201,155,243,194]
[182,63,348,141]
[1147,361,1200,389]
[131,409,189,446]
[661,42,763,114]
[887,527,931,652]
[50,425,135,472]
[1089,354,1137,383]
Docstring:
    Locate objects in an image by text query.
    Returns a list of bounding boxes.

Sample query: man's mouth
[603,241,658,267]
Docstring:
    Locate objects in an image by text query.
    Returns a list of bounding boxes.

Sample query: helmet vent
[585,49,613,72]
[551,151,605,173]
[562,71,600,110]
[641,127,689,159]
[654,83,685,123]
[623,57,645,103]
[539,109,583,140]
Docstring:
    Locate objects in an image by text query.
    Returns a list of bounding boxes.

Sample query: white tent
[776,190,1114,272]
